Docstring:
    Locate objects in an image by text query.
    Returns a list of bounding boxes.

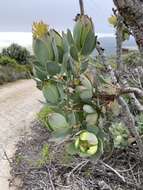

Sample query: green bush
[37,144,50,167]
[0,55,30,84]
[33,16,124,158]
[1,43,31,65]
[37,106,53,129]
[32,17,138,160]
[0,55,17,66]
[0,55,30,72]
[123,51,142,67]
[109,122,129,149]
[106,52,142,69]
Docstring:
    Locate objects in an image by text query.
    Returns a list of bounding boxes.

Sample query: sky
[0,0,114,33]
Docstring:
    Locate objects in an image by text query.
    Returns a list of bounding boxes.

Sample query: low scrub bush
[37,106,53,129]
[0,55,30,84]
[1,43,31,65]
[123,51,142,67]
[0,55,17,66]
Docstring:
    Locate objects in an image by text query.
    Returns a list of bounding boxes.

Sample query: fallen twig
[67,160,89,182]
[99,160,126,183]
[48,167,55,190]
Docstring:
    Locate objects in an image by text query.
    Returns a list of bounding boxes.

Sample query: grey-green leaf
[70,45,79,61]
[80,89,93,100]
[83,105,95,114]
[48,113,69,131]
[81,32,96,56]
[80,75,92,90]
[42,84,60,104]
[67,29,74,45]
[33,39,49,66]
[86,113,98,125]
[34,66,48,81]
[46,61,61,76]
[73,20,83,50]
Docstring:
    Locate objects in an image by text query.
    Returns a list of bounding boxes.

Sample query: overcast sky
[0,0,114,33]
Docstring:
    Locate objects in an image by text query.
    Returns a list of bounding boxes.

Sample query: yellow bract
[32,21,48,39]
[108,15,117,27]
[74,131,99,156]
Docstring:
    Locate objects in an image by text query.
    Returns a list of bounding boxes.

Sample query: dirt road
[0,80,43,189]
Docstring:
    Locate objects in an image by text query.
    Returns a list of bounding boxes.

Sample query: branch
[120,87,143,97]
[116,15,123,70]
[79,0,85,15]
[96,42,118,84]
[119,77,143,112]
[118,97,143,158]
[129,93,143,112]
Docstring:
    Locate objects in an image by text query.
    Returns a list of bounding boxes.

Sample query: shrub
[32,18,138,160]
[0,55,30,72]
[0,55,17,66]
[109,122,129,149]
[0,55,30,84]
[37,144,50,167]
[123,51,142,68]
[1,43,31,65]
[37,106,53,129]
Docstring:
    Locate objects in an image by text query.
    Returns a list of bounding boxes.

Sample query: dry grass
[10,121,143,190]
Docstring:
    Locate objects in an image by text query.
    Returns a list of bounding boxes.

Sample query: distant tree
[2,43,31,65]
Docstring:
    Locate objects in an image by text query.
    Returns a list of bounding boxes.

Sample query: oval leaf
[86,113,98,125]
[46,61,61,76]
[42,84,60,104]
[70,45,79,61]
[48,113,69,131]
[83,105,95,114]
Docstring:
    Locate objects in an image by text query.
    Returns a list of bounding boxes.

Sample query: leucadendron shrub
[32,18,129,159]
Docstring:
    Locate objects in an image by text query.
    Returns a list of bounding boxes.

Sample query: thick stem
[114,12,143,112]
[96,42,118,84]
[79,0,85,15]
[120,87,143,97]
[119,77,143,112]
[116,15,123,70]
[118,97,143,158]
[113,0,143,56]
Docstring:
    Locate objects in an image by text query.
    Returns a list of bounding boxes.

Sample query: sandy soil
[0,79,43,190]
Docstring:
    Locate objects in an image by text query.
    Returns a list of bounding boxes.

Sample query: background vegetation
[0,43,33,84]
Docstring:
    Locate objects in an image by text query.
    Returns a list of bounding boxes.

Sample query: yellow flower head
[32,21,48,39]
[108,15,117,27]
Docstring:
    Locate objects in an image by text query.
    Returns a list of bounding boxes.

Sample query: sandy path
[0,80,43,189]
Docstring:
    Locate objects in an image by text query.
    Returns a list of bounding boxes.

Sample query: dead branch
[120,87,143,97]
[118,97,143,158]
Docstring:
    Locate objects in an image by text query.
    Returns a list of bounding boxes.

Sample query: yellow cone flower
[32,21,48,39]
